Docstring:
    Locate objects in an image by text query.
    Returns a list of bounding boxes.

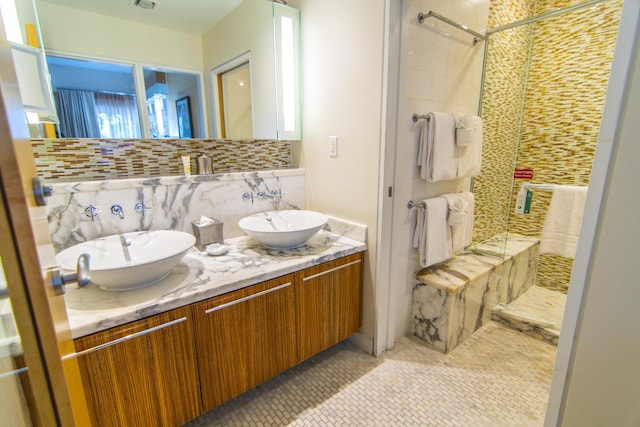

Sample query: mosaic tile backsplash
[473,0,622,293]
[32,138,292,182]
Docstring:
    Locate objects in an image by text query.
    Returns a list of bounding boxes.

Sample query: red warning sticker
[514,169,534,179]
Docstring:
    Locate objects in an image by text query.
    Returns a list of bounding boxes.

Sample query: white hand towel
[413,198,452,267]
[456,115,482,178]
[441,193,468,227]
[540,185,588,258]
[442,192,475,253]
[453,114,475,147]
[417,112,457,182]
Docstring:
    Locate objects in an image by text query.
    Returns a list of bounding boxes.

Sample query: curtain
[94,93,141,138]
[55,89,100,138]
[54,89,141,138]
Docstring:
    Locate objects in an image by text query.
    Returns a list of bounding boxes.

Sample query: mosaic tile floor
[185,322,556,427]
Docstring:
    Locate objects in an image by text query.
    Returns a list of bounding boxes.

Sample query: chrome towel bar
[407,200,426,209]
[417,10,486,46]
[412,113,430,123]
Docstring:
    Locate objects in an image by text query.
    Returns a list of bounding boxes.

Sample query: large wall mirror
[33,0,301,140]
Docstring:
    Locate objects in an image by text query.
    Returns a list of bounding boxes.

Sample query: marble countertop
[64,230,366,339]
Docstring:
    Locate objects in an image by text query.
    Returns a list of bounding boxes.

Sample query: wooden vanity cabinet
[73,252,365,425]
[73,307,201,427]
[295,252,364,362]
[192,274,297,412]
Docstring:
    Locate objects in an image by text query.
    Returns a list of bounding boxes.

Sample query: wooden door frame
[0,21,90,427]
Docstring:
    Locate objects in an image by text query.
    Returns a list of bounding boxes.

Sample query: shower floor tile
[492,286,567,346]
[185,322,556,427]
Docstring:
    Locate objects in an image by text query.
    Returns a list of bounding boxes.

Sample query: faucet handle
[83,205,101,221]
[134,201,151,213]
[242,192,254,204]
[270,189,282,198]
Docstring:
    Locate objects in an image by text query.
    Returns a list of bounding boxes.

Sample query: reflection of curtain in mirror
[55,89,100,138]
[94,93,141,138]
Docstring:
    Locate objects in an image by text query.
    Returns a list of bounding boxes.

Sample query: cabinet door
[74,307,201,427]
[193,275,297,411]
[295,252,364,362]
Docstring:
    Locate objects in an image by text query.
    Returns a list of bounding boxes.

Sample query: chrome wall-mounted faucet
[243,190,282,204]
[84,205,100,221]
[110,204,125,219]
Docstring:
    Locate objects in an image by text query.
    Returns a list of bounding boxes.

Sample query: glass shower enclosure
[472,0,622,295]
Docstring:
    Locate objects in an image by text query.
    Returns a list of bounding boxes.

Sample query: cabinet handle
[63,317,187,360]
[0,367,28,380]
[205,282,292,314]
[301,259,362,282]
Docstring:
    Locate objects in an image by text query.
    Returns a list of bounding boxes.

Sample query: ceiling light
[133,0,157,10]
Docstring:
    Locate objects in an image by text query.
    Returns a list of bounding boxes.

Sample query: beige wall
[36,1,203,70]
[290,0,386,350]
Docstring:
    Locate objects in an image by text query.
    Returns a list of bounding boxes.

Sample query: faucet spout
[119,234,131,247]
[111,204,125,219]
[118,233,132,262]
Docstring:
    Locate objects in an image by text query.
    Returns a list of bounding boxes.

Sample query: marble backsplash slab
[46,169,307,252]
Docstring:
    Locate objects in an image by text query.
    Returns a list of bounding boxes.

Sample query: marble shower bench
[411,233,540,353]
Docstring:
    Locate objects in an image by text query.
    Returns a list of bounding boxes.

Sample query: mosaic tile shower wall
[32,138,292,182]
[475,0,622,293]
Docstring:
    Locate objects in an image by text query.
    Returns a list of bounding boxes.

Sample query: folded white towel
[456,115,482,178]
[412,197,452,267]
[417,112,457,182]
[442,192,475,253]
[456,128,475,147]
[453,114,475,147]
[540,185,588,258]
[441,193,469,227]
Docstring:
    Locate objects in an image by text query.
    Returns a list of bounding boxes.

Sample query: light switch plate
[329,136,338,157]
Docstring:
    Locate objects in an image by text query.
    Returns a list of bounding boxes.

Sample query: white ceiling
[37,0,246,35]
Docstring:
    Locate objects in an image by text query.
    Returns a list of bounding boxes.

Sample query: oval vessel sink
[56,230,195,291]
[239,210,328,249]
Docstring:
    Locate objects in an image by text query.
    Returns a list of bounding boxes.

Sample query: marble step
[491,286,567,346]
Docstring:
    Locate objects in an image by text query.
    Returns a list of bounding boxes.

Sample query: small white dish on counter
[205,243,230,256]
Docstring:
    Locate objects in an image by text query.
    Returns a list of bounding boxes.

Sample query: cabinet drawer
[74,307,201,427]
[295,252,364,362]
[193,274,297,411]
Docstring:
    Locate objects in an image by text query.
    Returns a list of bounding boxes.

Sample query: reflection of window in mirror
[47,55,141,138]
[46,54,206,139]
[143,68,204,138]
[218,62,253,139]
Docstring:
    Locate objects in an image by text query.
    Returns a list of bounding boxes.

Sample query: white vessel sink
[56,230,195,291]
[239,210,328,250]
